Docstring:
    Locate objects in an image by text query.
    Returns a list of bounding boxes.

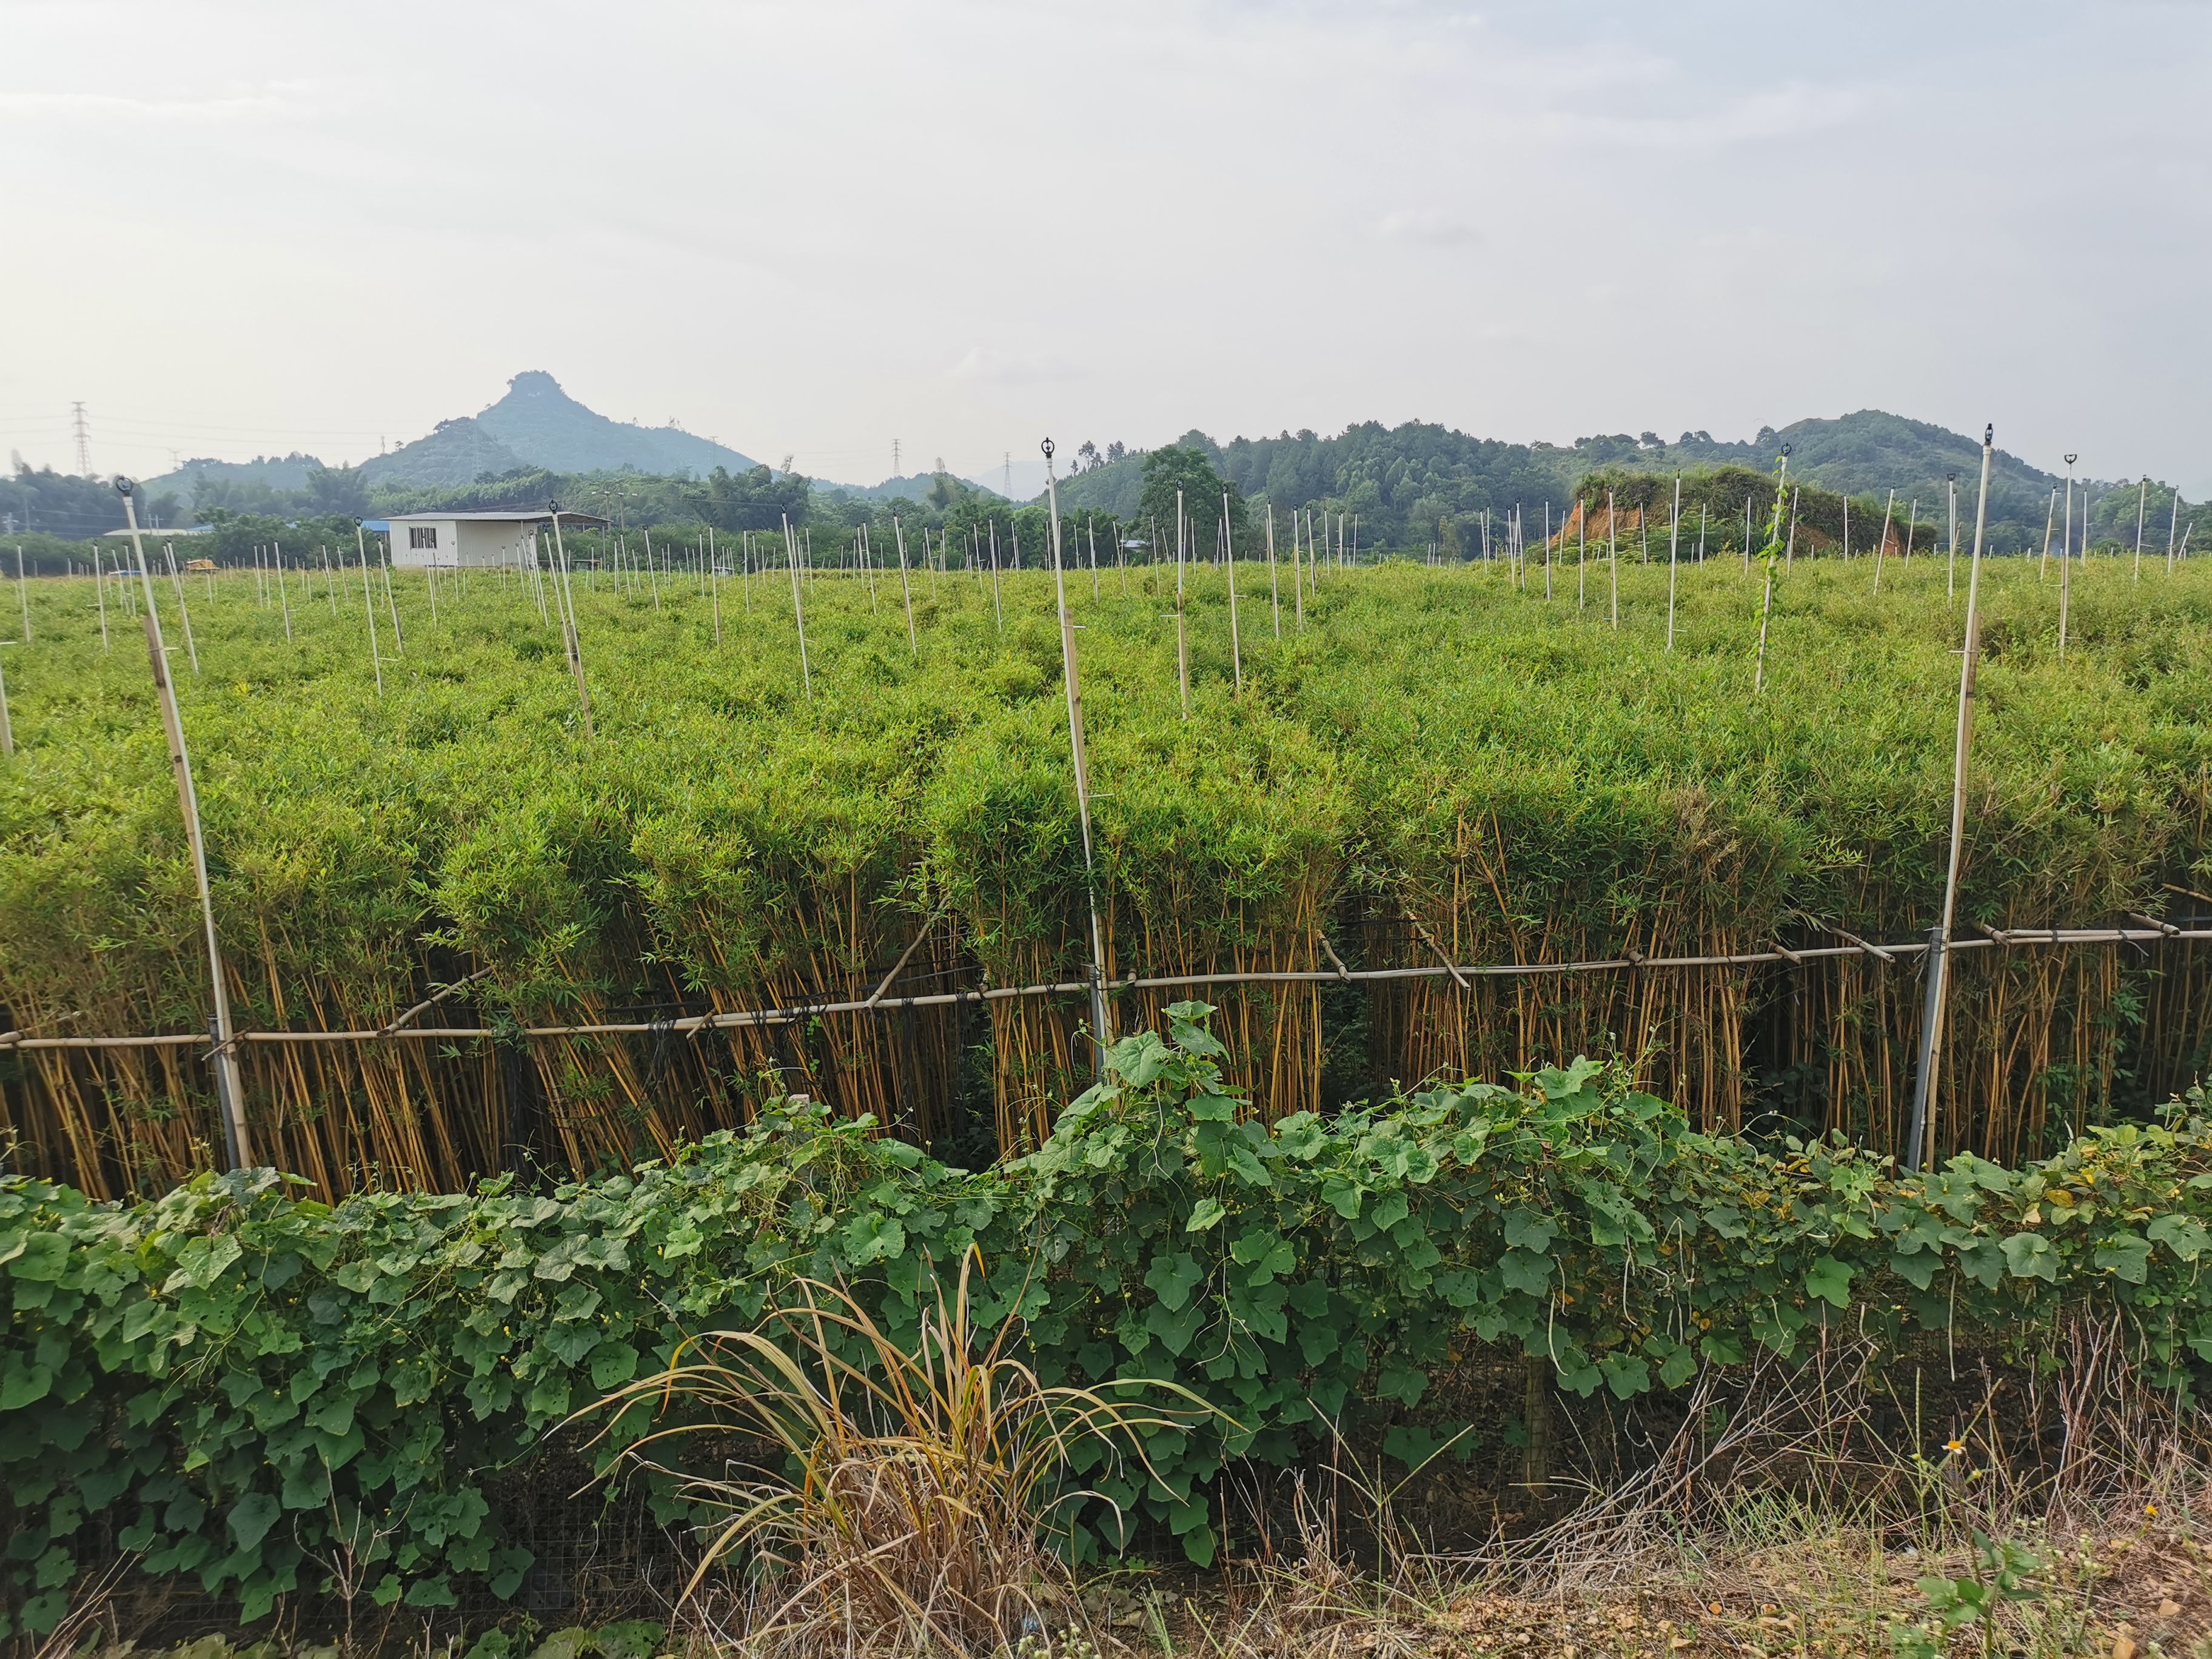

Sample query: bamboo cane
[117,479,251,1169]
[1753,450,1789,696]
[988,521,1004,632]
[2040,488,2056,581]
[16,545,28,643]
[709,528,722,648]
[2133,477,2148,581]
[93,541,110,649]
[1265,506,1281,638]
[1223,492,1243,694]
[1175,491,1190,718]
[2168,491,2182,574]
[1043,440,1111,1065]
[0,640,12,756]
[1906,424,1994,1171]
[1874,490,1895,595]
[893,515,917,657]
[1607,490,1619,628]
[782,512,811,697]
[352,520,383,695]
[1666,477,1681,650]
[275,540,293,642]
[163,544,199,672]
[2059,456,2076,657]
[1946,472,1959,599]
[548,506,596,736]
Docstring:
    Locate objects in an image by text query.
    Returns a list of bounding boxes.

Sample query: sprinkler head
[112,475,135,497]
[1040,438,1056,461]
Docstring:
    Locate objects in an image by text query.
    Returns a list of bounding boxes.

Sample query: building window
[409,526,439,549]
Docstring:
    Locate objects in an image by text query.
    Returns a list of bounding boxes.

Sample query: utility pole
[1004,452,1012,498]
[72,403,92,475]
[893,437,900,478]
[1906,425,1994,1173]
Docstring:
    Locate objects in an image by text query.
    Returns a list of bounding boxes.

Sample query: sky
[2,1,2207,497]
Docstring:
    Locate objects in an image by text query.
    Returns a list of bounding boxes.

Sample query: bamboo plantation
[1,531,2208,1201]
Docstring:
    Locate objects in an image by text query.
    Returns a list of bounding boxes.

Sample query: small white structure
[378,510,608,569]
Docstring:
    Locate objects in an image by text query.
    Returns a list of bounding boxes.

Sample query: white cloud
[1379,210,1482,248]
[0,2,2206,493]
[948,347,1085,387]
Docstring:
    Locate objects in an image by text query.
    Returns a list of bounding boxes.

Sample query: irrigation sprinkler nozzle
[112,475,135,497]
[1040,437,1055,461]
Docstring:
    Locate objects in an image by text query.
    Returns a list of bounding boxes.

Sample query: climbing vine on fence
[5,1006,2211,1632]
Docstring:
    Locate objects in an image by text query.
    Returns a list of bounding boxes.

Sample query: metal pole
[1905,424,1994,1173]
[352,520,383,695]
[1043,440,1111,1067]
[117,479,252,1170]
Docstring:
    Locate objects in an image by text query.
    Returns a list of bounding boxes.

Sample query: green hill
[1046,410,2184,554]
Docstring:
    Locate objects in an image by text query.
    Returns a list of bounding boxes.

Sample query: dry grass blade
[583,1249,1202,1658]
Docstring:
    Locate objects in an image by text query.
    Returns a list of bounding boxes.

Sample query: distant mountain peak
[472,371,758,478]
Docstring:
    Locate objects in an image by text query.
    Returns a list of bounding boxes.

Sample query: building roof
[380,509,612,527]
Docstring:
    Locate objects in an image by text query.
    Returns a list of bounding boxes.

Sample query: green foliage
[5,551,2211,1195]
[1138,446,1245,546]
[7,1010,2212,1634]
[1889,1532,2047,1659]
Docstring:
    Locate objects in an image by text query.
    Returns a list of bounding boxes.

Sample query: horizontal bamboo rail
[4,922,2205,1053]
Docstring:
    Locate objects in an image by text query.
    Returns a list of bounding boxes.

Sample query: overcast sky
[3,1,2207,494]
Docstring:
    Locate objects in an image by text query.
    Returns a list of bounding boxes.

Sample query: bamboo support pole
[1175,491,1190,718]
[1906,424,1994,1172]
[1044,440,1111,1062]
[117,479,252,1169]
[352,520,383,695]
[1265,506,1281,638]
[1666,476,1681,650]
[893,515,917,657]
[547,506,596,737]
[783,512,812,696]
[1223,492,1243,694]
[163,544,199,672]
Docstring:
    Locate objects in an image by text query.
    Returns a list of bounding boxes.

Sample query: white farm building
[377,509,608,569]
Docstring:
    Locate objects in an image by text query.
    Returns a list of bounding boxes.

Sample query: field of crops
[2,527,2209,1199]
